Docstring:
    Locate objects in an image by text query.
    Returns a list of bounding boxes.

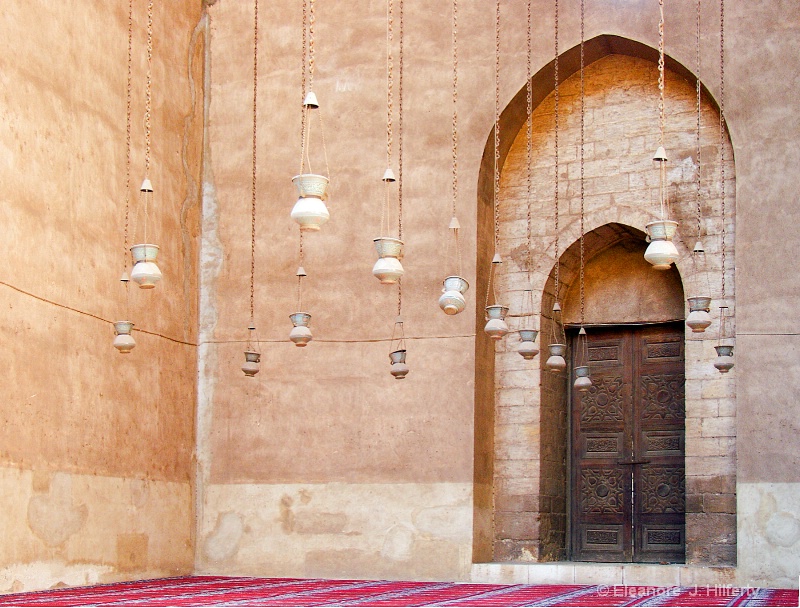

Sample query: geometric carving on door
[640,466,685,513]
[641,373,685,421]
[580,376,625,423]
[580,468,625,514]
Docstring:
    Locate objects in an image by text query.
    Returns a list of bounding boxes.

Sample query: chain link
[451,0,461,276]
[493,0,500,255]
[579,0,585,326]
[696,0,702,240]
[300,0,307,172]
[251,0,259,323]
[124,0,132,262]
[553,0,560,303]
[525,0,533,284]
[308,0,315,91]
[451,0,458,220]
[719,0,726,299]
[386,0,394,169]
[398,0,404,244]
[297,232,304,310]
[145,0,153,176]
[658,0,665,148]
[397,0,404,316]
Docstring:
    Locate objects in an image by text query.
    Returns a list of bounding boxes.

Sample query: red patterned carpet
[0,576,796,607]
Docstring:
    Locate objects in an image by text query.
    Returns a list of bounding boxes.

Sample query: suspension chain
[658,0,665,148]
[145,0,153,176]
[250,0,259,323]
[300,0,307,173]
[553,0,560,303]
[398,0,404,244]
[451,0,458,220]
[696,0,702,240]
[579,0,585,326]
[308,0,316,91]
[386,0,394,170]
[125,0,132,261]
[451,0,461,276]
[526,0,533,283]
[719,0,726,299]
[493,0,501,255]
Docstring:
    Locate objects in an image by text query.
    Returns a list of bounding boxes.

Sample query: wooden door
[570,323,685,563]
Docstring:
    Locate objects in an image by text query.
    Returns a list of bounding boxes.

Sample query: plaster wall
[200,0,800,586]
[0,0,204,591]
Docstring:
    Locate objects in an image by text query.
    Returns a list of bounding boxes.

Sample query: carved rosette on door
[571,323,685,563]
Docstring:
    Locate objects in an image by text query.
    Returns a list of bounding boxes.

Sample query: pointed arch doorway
[561,234,686,563]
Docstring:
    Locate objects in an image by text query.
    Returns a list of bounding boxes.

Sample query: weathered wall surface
[198,0,478,580]
[0,0,204,591]
[490,55,736,565]
[199,0,800,586]
[2,0,796,594]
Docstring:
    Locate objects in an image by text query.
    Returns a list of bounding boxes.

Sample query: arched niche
[560,231,685,325]
[474,36,736,566]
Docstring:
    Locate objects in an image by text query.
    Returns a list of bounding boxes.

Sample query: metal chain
[451,0,458,220]
[398,0,404,244]
[493,0,500,255]
[300,0,307,173]
[696,0,702,240]
[386,0,394,169]
[143,0,154,245]
[451,0,462,276]
[525,0,533,285]
[397,0,404,316]
[553,0,560,303]
[145,0,153,176]
[658,0,665,148]
[308,0,315,91]
[251,0,259,324]
[579,0,585,326]
[124,0,132,262]
[719,0,726,299]
[297,232,304,310]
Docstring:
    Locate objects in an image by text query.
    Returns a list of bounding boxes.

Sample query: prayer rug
[0,576,796,607]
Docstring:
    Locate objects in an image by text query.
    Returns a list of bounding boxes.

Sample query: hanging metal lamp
[644,4,680,271]
[289,312,313,347]
[439,275,469,315]
[389,316,409,379]
[291,1,331,232]
[113,321,136,354]
[686,296,712,332]
[484,304,509,340]
[517,329,539,360]
[545,343,567,372]
[372,236,405,285]
[713,306,734,373]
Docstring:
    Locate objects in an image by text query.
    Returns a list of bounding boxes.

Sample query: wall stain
[27,473,87,548]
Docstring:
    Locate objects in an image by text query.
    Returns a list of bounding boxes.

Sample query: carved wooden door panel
[570,323,685,563]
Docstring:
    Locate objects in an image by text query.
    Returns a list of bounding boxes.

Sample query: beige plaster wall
[198,0,799,587]
[0,0,204,591]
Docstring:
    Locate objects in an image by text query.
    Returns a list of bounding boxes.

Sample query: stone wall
[0,0,204,592]
[488,53,736,564]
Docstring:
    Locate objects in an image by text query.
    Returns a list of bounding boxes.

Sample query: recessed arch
[473,36,736,565]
